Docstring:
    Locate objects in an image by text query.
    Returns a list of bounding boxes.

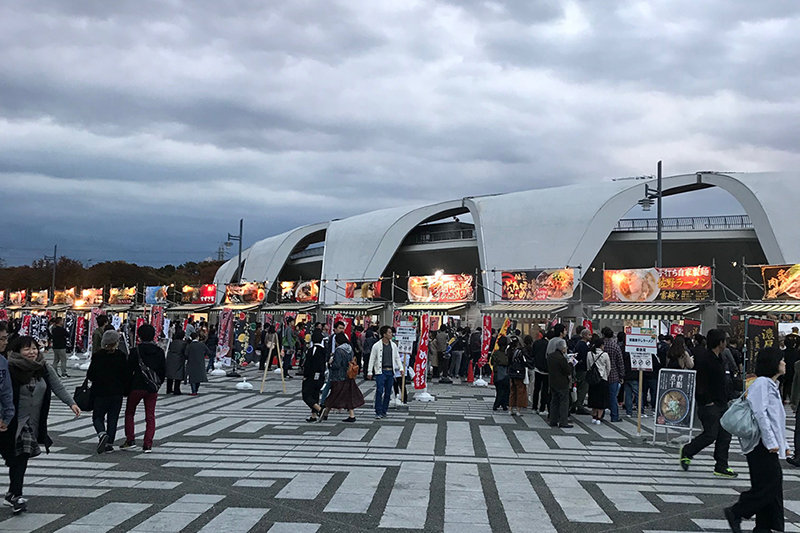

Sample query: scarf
[7,351,47,386]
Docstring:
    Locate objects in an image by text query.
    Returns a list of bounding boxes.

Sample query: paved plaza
[1,365,799,533]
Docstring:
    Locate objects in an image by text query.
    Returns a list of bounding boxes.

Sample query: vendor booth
[321,279,389,327]
[167,284,216,323]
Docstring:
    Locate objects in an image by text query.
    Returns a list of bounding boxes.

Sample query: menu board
[603,266,712,302]
[53,288,76,305]
[762,264,800,300]
[225,282,266,304]
[9,291,26,306]
[655,369,697,430]
[145,286,169,305]
[344,281,382,300]
[181,284,217,304]
[108,286,136,305]
[408,274,474,303]
[78,288,104,307]
[30,290,49,306]
[501,269,574,301]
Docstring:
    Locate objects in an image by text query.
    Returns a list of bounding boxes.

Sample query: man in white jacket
[368,326,404,419]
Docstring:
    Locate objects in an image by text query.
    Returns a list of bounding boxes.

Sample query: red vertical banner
[393,310,401,330]
[76,316,86,351]
[343,317,353,339]
[582,319,593,335]
[217,308,234,365]
[150,305,164,339]
[21,314,31,336]
[0,309,7,321]
[670,323,683,337]
[479,315,491,367]
[414,313,430,390]
[134,317,145,344]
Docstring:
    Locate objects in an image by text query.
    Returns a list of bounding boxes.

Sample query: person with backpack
[121,324,166,453]
[491,336,511,411]
[586,337,610,424]
[508,335,534,416]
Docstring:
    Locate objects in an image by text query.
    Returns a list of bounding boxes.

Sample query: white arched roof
[241,222,328,286]
[212,247,253,303]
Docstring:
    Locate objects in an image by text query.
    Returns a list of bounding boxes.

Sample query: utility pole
[44,245,57,298]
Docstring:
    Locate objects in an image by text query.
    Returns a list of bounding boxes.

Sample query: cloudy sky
[2,0,798,266]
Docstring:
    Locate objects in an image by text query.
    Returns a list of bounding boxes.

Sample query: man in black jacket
[51,317,69,378]
[680,329,737,477]
[547,338,573,428]
[302,331,327,422]
[120,324,166,454]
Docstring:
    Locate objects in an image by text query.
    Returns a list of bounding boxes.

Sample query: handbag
[74,376,94,412]
[347,359,359,380]
[720,391,760,440]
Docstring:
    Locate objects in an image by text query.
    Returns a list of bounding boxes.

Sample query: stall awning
[5,306,21,311]
[19,307,47,312]
[482,302,569,319]
[45,305,71,312]
[103,305,133,312]
[322,303,386,315]
[593,303,701,320]
[740,303,800,314]
[394,302,469,316]
[261,303,318,312]
[210,303,263,311]
[166,304,213,313]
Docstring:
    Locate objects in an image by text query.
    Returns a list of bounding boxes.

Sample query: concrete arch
[241,222,329,287]
[212,247,253,303]
[320,200,483,303]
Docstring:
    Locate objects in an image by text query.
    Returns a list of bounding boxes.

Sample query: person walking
[87,330,129,454]
[547,338,573,428]
[586,337,610,424]
[319,333,364,423]
[121,324,166,453]
[491,336,510,412]
[165,329,187,395]
[680,329,737,477]
[0,322,13,433]
[320,321,346,408]
[281,319,297,379]
[531,331,550,414]
[205,324,218,372]
[261,324,279,371]
[367,326,404,419]
[185,332,210,396]
[783,336,799,402]
[1,336,80,514]
[725,347,789,533]
[602,327,625,423]
[50,317,69,378]
[508,336,533,416]
[91,315,108,355]
[302,331,326,422]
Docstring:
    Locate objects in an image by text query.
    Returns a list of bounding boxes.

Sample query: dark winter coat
[165,339,187,380]
[185,340,210,383]
[87,348,129,397]
[128,342,167,393]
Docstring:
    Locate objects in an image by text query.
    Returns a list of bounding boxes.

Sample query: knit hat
[101,329,120,347]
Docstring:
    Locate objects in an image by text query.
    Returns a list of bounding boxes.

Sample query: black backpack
[508,348,527,380]
[586,351,602,385]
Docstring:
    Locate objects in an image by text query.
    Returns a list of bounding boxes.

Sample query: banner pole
[637,369,643,436]
[278,347,287,394]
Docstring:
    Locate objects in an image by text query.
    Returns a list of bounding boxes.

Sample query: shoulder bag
[138,356,164,393]
[74,376,94,411]
[347,358,359,380]
[720,391,760,440]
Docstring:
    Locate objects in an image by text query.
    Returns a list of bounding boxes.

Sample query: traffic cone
[467,361,474,383]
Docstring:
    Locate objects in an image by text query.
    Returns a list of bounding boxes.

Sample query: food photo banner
[181,284,217,304]
[343,281,383,300]
[501,269,574,301]
[603,266,712,302]
[408,274,474,303]
[277,280,318,303]
[108,287,136,305]
[53,288,76,305]
[225,282,266,304]
[30,290,49,306]
[762,264,800,300]
[9,291,26,306]
[145,286,169,305]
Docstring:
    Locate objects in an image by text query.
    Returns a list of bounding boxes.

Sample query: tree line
[0,257,224,292]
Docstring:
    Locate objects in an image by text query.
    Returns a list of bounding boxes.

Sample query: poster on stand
[626,327,656,371]
[604,266,712,302]
[501,269,574,301]
[408,274,473,303]
[654,369,697,430]
[217,308,234,366]
[145,286,169,305]
[232,311,253,365]
[413,313,430,390]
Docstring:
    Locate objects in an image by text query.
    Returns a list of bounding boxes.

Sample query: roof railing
[613,215,752,232]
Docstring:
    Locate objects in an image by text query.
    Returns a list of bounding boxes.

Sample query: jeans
[731,442,784,532]
[623,380,639,416]
[320,377,332,406]
[190,382,201,394]
[450,351,463,378]
[125,389,158,447]
[206,354,214,372]
[374,370,394,416]
[532,372,550,412]
[549,387,569,426]
[608,382,621,421]
[53,348,68,375]
[92,395,123,444]
[283,350,294,377]
[7,453,29,497]
[643,377,658,410]
[682,402,732,471]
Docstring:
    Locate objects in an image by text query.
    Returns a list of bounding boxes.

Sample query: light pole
[44,245,57,299]
[226,219,244,283]
[638,161,663,267]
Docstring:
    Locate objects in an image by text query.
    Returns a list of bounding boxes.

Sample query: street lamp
[226,219,244,283]
[639,161,663,267]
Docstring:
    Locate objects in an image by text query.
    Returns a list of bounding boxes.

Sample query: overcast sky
[2,1,798,267]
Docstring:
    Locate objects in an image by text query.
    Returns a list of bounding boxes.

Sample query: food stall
[321,280,388,328]
[166,284,216,324]
[394,273,475,330]
[482,268,579,337]
[592,266,716,335]
[262,280,319,327]
[6,290,27,320]
[103,286,137,323]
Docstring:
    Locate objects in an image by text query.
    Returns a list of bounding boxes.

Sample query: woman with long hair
[666,335,694,370]
[0,337,80,513]
[491,336,510,412]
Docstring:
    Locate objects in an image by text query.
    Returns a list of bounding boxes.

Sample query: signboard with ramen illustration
[408,274,474,303]
[53,288,76,305]
[181,284,217,304]
[30,290,49,306]
[762,264,800,300]
[603,266,712,302]
[225,282,266,305]
[75,288,104,307]
[9,291,26,306]
[655,368,696,430]
[501,269,574,301]
[108,286,137,305]
[277,280,319,303]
